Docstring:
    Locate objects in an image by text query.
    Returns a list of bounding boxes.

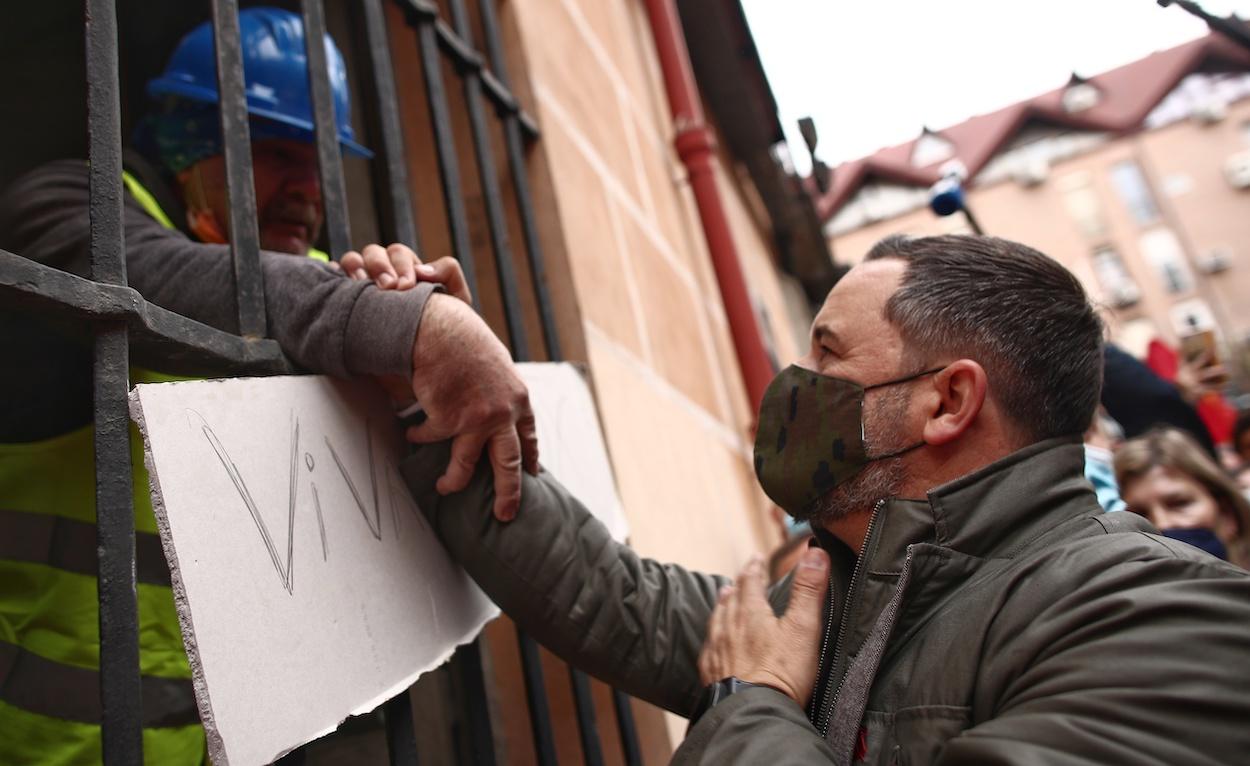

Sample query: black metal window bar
[0,0,644,762]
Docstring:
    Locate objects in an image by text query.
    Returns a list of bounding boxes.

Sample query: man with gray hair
[404,235,1250,764]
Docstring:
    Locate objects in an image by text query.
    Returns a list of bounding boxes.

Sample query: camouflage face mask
[753,364,941,518]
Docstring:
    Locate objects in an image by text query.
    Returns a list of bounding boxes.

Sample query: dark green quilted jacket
[402,437,1250,765]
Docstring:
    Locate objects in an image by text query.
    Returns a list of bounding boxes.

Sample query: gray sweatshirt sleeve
[0,159,433,378]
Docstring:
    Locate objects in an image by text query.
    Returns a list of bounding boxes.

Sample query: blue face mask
[1161,528,1228,561]
[1083,445,1126,513]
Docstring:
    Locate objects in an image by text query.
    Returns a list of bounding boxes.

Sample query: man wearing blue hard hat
[0,8,532,763]
[136,6,371,257]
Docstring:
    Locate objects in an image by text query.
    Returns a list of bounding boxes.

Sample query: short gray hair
[865,234,1104,442]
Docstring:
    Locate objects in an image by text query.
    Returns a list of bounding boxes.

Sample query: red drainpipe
[642,0,775,411]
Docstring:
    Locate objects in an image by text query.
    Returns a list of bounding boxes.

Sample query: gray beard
[804,455,906,526]
[798,385,911,526]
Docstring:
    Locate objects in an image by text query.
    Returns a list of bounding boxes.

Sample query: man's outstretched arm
[401,443,725,716]
[0,161,537,502]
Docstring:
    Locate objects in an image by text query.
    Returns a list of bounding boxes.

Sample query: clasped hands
[697,547,831,710]
[334,242,537,521]
[336,242,832,707]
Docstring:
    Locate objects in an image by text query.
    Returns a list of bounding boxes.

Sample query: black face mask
[752,364,941,518]
[1161,527,1228,561]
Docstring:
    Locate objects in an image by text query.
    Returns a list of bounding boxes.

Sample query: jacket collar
[924,435,1093,559]
[814,436,1096,573]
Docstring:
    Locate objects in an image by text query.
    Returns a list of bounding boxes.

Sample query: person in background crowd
[1147,337,1238,453]
[1230,411,1250,490]
[1115,427,1250,568]
[1083,408,1126,513]
[1233,410,1250,466]
[1101,343,1218,459]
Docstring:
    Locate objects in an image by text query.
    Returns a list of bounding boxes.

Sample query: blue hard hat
[147,6,371,158]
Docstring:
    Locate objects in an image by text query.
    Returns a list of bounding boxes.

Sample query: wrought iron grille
[0,0,643,763]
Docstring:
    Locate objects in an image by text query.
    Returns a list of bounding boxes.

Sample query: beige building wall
[509,0,800,572]
[830,99,1250,363]
[500,0,807,756]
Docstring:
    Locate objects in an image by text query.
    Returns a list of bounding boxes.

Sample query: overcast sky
[741,0,1250,173]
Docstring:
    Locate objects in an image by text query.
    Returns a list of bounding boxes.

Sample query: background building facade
[817,34,1250,380]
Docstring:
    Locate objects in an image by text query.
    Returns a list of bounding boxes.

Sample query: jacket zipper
[827,547,917,761]
[807,571,836,723]
[815,499,885,739]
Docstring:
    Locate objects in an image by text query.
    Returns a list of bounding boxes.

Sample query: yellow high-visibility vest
[0,173,326,764]
[0,395,204,765]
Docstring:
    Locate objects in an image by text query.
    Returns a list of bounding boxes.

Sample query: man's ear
[922,359,987,446]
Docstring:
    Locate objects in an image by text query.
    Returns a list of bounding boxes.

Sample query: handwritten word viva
[189,409,423,594]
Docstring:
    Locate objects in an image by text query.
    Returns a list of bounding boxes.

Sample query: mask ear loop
[862,366,946,462]
[862,366,946,392]
[871,440,928,462]
[178,164,229,245]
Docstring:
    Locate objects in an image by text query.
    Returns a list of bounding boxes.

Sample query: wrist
[345,281,440,377]
[737,674,798,702]
[687,676,776,731]
[409,290,454,373]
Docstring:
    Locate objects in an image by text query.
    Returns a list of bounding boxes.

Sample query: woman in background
[1115,427,1250,569]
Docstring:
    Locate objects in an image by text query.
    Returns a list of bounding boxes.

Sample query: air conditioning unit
[1224,151,1250,189]
[1198,247,1233,274]
[1012,157,1050,187]
[1110,284,1141,309]
[1192,99,1228,124]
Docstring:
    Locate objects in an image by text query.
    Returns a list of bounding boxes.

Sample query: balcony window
[1140,228,1194,295]
[1091,246,1140,308]
[1060,172,1107,239]
[1109,160,1160,225]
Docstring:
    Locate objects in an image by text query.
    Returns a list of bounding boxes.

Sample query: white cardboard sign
[130,363,626,765]
[521,362,628,543]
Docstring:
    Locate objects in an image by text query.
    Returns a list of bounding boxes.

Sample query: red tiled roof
[813,33,1250,221]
